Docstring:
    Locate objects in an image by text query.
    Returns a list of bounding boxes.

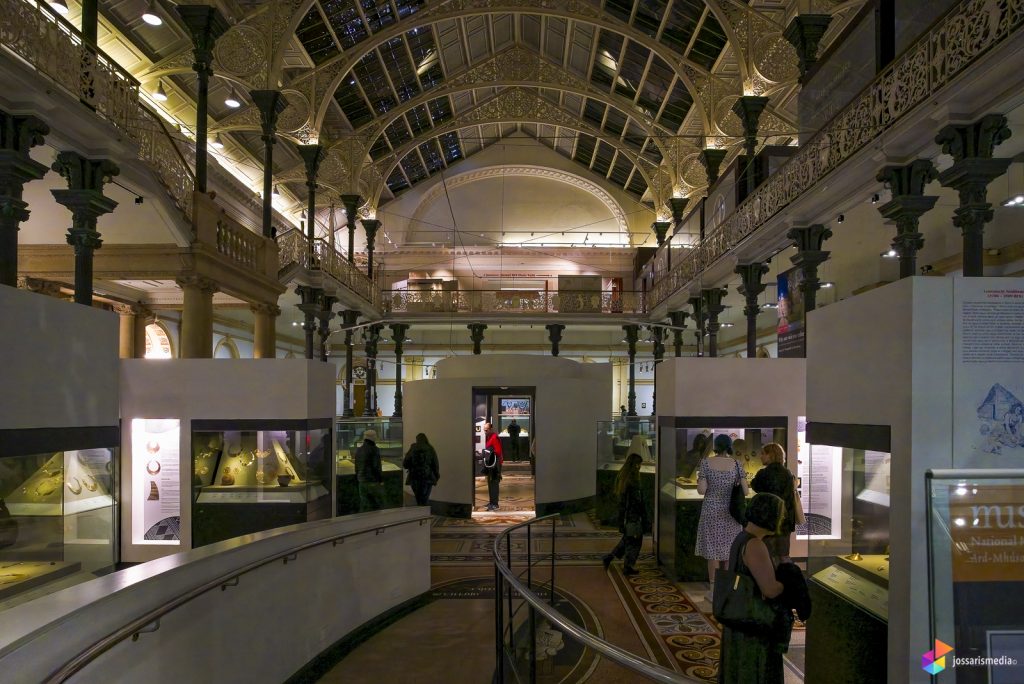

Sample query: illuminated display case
[190,420,332,547]
[657,418,787,581]
[335,418,403,516]
[0,439,118,603]
[595,420,655,525]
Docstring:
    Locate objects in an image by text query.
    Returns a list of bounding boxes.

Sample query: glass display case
[0,445,117,604]
[190,420,332,547]
[656,419,787,581]
[595,420,655,525]
[927,469,1024,684]
[335,417,404,516]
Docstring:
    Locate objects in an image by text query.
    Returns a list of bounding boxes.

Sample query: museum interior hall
[2,0,1024,682]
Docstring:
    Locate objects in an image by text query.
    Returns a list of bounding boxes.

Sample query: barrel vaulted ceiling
[109,0,864,243]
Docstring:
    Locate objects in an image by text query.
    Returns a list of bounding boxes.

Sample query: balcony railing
[1,0,197,222]
[382,289,645,315]
[277,229,378,307]
[650,0,1024,307]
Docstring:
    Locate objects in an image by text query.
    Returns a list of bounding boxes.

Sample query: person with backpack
[403,433,440,506]
[482,422,503,511]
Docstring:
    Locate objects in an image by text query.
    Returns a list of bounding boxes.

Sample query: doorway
[471,386,536,515]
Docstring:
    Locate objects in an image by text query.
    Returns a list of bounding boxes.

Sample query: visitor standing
[355,429,384,512]
[603,452,647,575]
[403,432,440,506]
[483,422,503,511]
[751,443,804,562]
[507,419,521,459]
[696,434,748,586]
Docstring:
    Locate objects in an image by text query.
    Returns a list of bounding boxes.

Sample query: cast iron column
[668,310,688,357]
[341,310,359,417]
[251,90,288,238]
[689,295,704,356]
[733,95,769,197]
[296,285,321,360]
[702,288,727,358]
[361,218,380,279]
[390,323,409,417]
[341,194,361,262]
[468,323,487,355]
[787,224,833,313]
[699,148,727,187]
[935,114,1013,277]
[297,144,325,258]
[651,325,665,416]
[622,324,639,417]
[784,14,833,80]
[736,262,769,358]
[51,152,119,306]
[363,324,382,416]
[0,110,49,286]
[177,6,228,194]
[316,294,336,362]
[546,323,565,356]
[877,160,939,278]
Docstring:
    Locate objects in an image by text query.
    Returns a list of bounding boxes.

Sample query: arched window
[144,323,174,359]
[214,337,239,359]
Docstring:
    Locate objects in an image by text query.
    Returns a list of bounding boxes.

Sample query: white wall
[402,355,611,511]
[0,287,119,431]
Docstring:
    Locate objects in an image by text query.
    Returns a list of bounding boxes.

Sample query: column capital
[297,144,325,187]
[877,159,938,197]
[546,323,565,356]
[0,110,50,203]
[175,5,229,75]
[784,14,832,78]
[340,309,360,327]
[468,322,487,354]
[51,151,119,193]
[699,148,727,186]
[18,276,63,297]
[177,274,219,295]
[360,218,381,238]
[668,197,689,225]
[700,287,727,317]
[316,294,337,322]
[650,325,665,361]
[0,110,49,156]
[250,302,282,317]
[652,220,671,247]
[735,262,769,315]
[731,96,770,141]
[787,224,832,253]
[668,310,689,328]
[112,302,152,317]
[935,114,1012,163]
[250,90,289,141]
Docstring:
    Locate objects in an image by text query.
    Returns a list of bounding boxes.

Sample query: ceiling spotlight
[48,0,69,15]
[404,336,413,343]
[211,133,224,149]
[142,0,163,26]
[225,87,241,108]
[1002,195,1024,206]
[720,322,735,328]
[272,185,280,198]
[837,214,845,224]
[871,193,879,204]
[820,281,835,288]
[881,249,898,258]
[152,81,168,102]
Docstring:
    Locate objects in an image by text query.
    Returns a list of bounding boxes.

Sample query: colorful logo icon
[922,640,954,674]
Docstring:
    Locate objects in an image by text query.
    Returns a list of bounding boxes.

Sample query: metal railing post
[526,524,532,590]
[506,533,514,652]
[495,564,504,683]
[528,604,537,684]
[550,516,556,607]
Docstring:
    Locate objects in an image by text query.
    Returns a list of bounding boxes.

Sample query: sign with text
[777,267,806,358]
[949,484,1024,583]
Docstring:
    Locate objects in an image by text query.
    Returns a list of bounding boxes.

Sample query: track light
[211,133,224,149]
[153,81,168,102]
[881,249,898,258]
[272,185,281,198]
[871,193,879,204]
[837,214,845,224]
[48,0,68,15]
[142,0,163,26]
[225,87,241,108]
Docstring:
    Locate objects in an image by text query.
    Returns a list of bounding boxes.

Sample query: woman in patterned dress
[695,434,749,586]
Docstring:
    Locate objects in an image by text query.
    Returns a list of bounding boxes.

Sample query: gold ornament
[34,478,59,497]
[236,450,256,467]
[221,467,235,486]
[146,440,161,454]
[82,475,98,492]
[255,449,270,460]
[66,477,82,495]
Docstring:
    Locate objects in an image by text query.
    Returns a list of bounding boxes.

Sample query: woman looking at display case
[751,443,804,563]
[603,452,647,575]
[696,434,748,586]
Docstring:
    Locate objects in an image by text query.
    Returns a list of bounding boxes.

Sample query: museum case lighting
[141,0,162,26]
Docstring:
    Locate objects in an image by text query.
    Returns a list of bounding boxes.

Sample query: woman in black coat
[602,452,647,575]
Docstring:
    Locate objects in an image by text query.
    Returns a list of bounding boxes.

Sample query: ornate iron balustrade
[1,0,196,220]
[650,0,1024,307]
[277,229,377,307]
[382,289,645,315]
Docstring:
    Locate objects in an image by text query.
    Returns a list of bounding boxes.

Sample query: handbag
[712,539,778,636]
[728,461,747,525]
[478,447,496,475]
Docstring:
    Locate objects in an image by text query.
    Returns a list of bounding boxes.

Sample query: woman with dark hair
[696,434,749,586]
[403,433,440,506]
[718,492,790,684]
[603,452,647,576]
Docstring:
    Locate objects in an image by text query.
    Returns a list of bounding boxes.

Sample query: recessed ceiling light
[225,87,241,108]
[142,0,162,25]
[152,81,168,102]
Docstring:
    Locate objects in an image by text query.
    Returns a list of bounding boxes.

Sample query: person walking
[751,443,804,562]
[507,419,521,459]
[696,434,749,586]
[403,433,440,506]
[603,452,647,575]
[355,429,384,512]
[483,422,503,511]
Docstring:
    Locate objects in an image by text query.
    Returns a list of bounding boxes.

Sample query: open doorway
[471,386,535,515]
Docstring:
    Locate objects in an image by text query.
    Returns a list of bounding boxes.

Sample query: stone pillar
[735,262,769,358]
[651,325,665,416]
[341,194,361,262]
[935,114,1013,277]
[702,288,727,358]
[251,90,288,239]
[132,306,154,358]
[652,220,671,247]
[114,303,137,358]
[390,323,409,417]
[296,285,322,360]
[877,160,939,279]
[468,323,487,355]
[251,302,279,358]
[316,294,337,362]
[668,310,688,357]
[50,152,119,306]
[787,224,833,313]
[689,295,704,356]
[546,323,565,356]
[361,218,380,279]
[622,324,639,416]
[176,6,228,194]
[363,324,382,417]
[784,14,833,80]
[177,275,217,358]
[340,310,359,417]
[732,95,769,196]
[0,110,49,287]
[297,143,325,253]
[699,148,727,187]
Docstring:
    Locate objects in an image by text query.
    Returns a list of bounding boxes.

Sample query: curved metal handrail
[492,515,700,683]
[43,515,431,684]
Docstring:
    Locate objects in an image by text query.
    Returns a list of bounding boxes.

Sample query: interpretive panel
[131,419,181,544]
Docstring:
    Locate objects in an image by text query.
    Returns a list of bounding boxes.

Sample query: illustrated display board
[796,417,842,539]
[777,267,806,358]
[499,398,531,416]
[130,419,182,545]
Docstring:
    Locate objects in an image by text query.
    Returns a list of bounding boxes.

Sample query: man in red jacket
[484,422,503,511]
